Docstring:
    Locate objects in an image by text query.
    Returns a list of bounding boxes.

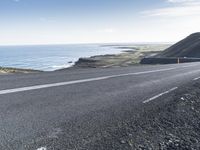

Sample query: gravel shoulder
[86,80,200,150]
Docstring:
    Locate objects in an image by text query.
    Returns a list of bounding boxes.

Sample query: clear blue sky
[0,0,199,45]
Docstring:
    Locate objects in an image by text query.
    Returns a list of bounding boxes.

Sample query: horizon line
[0,41,174,47]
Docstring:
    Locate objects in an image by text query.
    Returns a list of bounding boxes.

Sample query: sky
[0,0,200,45]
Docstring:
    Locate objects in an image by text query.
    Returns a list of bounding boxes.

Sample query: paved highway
[1,63,200,149]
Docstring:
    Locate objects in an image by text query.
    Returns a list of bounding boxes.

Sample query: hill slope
[157,32,200,58]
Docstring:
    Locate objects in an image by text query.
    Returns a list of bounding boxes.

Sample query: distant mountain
[157,33,200,58]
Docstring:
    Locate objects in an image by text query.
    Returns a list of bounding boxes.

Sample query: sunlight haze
[0,0,199,45]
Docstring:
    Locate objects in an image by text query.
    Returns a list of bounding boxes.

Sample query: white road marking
[0,64,197,95]
[193,77,200,81]
[37,147,47,150]
[143,87,178,104]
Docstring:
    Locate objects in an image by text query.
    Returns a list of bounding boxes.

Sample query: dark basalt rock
[157,32,200,58]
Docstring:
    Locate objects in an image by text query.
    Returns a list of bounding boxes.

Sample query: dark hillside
[157,32,200,58]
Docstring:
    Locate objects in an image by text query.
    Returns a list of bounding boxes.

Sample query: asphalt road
[1,63,200,149]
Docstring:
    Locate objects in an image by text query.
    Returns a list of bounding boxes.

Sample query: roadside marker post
[177,58,180,64]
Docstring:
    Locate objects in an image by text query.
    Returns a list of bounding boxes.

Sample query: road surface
[1,63,200,149]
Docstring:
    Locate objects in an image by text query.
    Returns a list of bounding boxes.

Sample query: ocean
[0,44,124,71]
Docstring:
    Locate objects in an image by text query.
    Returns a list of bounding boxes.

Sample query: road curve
[0,62,200,149]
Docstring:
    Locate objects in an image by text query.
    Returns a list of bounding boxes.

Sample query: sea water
[0,44,124,71]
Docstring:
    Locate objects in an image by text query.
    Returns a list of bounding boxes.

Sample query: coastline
[70,44,170,68]
[0,44,171,74]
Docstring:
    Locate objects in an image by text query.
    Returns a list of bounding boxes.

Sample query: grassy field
[0,67,41,74]
[74,44,171,68]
